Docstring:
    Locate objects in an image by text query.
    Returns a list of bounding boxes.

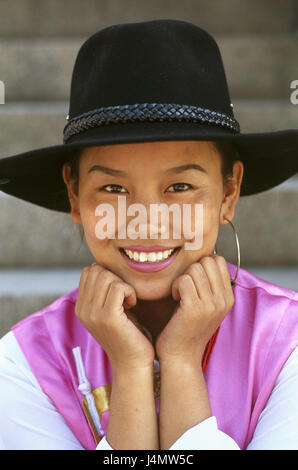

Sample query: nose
[124,198,181,242]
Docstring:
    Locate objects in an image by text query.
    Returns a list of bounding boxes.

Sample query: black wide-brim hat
[0,19,297,213]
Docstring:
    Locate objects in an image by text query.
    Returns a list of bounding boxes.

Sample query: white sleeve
[246,346,298,450]
[0,331,84,450]
[169,347,298,450]
[96,416,240,450]
[96,436,114,449]
[168,416,240,450]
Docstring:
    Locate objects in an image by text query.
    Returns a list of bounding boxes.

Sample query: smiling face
[62,140,243,300]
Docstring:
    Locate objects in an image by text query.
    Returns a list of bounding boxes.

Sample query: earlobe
[220,207,235,226]
[62,163,82,224]
[219,186,237,226]
[219,161,243,225]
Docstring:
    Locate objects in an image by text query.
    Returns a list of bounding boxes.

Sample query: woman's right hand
[75,262,155,372]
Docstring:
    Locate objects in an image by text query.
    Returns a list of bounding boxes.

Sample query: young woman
[0,19,297,450]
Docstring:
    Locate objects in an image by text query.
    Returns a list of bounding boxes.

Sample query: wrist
[159,355,203,374]
[158,355,212,450]
[112,362,155,381]
[107,361,159,450]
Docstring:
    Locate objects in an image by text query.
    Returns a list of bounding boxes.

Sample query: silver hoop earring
[213,217,240,288]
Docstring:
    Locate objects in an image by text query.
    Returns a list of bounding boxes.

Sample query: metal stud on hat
[0,178,11,184]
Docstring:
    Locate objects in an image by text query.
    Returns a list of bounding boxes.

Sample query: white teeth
[123,248,176,263]
[147,252,157,262]
[139,252,147,262]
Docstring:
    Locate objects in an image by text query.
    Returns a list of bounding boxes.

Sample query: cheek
[201,199,221,250]
[79,191,110,236]
[203,202,220,227]
[187,194,220,230]
[203,212,219,245]
[79,196,121,265]
[184,198,220,253]
[79,208,115,267]
[78,195,104,246]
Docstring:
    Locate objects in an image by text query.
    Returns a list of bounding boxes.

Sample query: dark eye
[167,183,193,192]
[101,184,128,193]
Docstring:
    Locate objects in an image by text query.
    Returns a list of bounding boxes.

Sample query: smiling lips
[119,245,181,272]
[122,247,176,263]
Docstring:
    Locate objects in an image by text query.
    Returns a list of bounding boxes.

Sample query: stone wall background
[0,0,297,335]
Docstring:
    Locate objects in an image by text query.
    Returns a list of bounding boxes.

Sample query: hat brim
[0,121,297,213]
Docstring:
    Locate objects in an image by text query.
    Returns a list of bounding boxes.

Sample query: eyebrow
[88,165,128,176]
[165,163,208,175]
[88,163,208,176]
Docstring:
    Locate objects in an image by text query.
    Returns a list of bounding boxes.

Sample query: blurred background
[0,0,297,337]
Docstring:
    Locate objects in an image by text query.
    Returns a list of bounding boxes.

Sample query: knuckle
[200,256,214,267]
[90,261,99,267]
[214,254,226,264]
[188,263,204,276]
[90,263,101,271]
[180,274,192,284]
[81,266,91,276]
[98,270,114,282]
[110,279,122,289]
[90,264,104,273]
[206,300,216,314]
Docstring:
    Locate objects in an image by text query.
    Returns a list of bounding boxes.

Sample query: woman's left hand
[155,255,235,367]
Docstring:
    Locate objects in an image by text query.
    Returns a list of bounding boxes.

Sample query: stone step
[0,0,295,38]
[1,34,298,101]
[0,269,81,338]
[0,192,94,267]
[0,177,297,267]
[0,265,297,338]
[216,177,298,266]
[0,102,68,157]
[220,35,298,101]
[0,99,297,158]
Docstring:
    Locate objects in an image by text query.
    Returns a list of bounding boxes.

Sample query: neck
[129,295,179,349]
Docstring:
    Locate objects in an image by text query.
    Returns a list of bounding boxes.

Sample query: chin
[133,282,173,301]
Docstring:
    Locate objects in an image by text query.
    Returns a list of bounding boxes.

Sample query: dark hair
[63,148,84,244]
[66,141,242,185]
[212,141,241,183]
[67,147,83,185]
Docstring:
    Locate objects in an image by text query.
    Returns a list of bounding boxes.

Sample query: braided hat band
[63,103,241,144]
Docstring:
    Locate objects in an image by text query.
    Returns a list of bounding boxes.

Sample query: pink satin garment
[204,263,298,448]
[12,262,298,449]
